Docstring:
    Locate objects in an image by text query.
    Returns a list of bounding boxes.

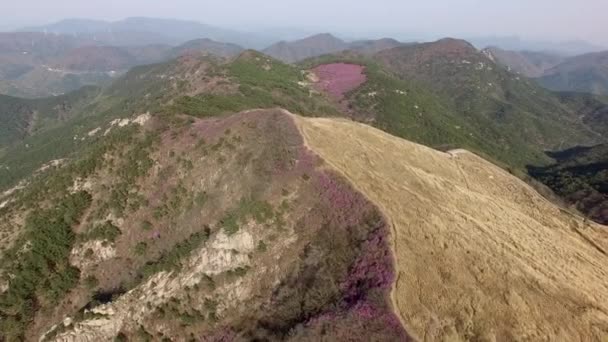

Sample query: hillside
[482,47,563,77]
[538,50,608,95]
[299,40,599,169]
[556,92,608,136]
[0,109,408,341]
[348,38,404,55]
[0,42,606,340]
[368,38,600,166]
[0,87,99,149]
[528,144,608,224]
[295,115,608,341]
[0,51,340,190]
[2,104,606,340]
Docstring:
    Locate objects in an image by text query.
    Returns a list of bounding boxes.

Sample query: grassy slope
[296,115,608,341]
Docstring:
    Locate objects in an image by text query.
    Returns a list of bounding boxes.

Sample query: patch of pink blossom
[341,228,395,303]
[311,63,367,99]
[302,299,411,341]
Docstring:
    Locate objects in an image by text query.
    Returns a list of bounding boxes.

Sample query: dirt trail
[293,113,608,341]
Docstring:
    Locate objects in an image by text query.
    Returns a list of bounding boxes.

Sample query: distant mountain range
[20,17,274,48]
[469,36,605,56]
[4,17,608,98]
[0,32,246,97]
[485,46,608,96]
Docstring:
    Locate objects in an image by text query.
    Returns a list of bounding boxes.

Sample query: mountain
[348,38,405,55]
[263,33,350,63]
[0,50,339,189]
[0,105,605,339]
[537,51,608,95]
[301,38,599,168]
[482,47,564,77]
[0,32,248,97]
[263,34,404,63]
[21,17,273,48]
[166,38,244,59]
[528,143,608,224]
[0,43,606,341]
[556,92,608,136]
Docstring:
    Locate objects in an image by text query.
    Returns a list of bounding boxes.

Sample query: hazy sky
[5,0,607,46]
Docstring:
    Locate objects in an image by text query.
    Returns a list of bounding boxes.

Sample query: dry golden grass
[294,114,608,341]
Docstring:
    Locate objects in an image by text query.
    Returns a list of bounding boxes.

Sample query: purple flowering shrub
[311,63,367,100]
[191,111,409,340]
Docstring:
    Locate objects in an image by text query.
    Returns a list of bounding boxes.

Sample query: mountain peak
[431,37,478,53]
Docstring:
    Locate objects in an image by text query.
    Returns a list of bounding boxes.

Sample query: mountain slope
[0,86,99,148]
[482,46,563,77]
[528,143,608,224]
[0,110,408,341]
[538,51,608,95]
[0,50,340,191]
[295,115,608,341]
[368,38,600,166]
[556,92,608,136]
